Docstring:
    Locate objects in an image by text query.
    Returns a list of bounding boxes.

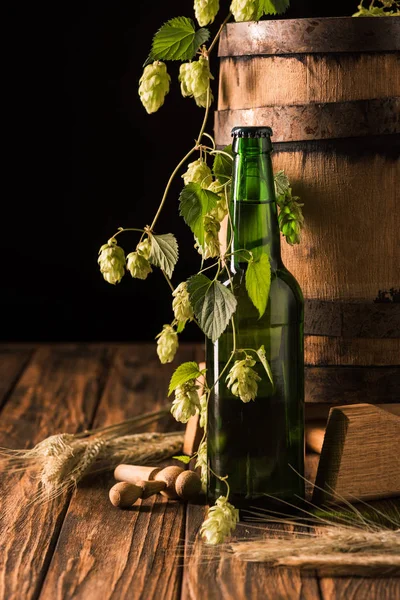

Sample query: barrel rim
[218,16,400,56]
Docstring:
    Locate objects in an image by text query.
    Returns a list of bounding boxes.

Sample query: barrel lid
[231,126,273,138]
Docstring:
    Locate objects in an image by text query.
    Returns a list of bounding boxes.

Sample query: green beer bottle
[206,125,305,515]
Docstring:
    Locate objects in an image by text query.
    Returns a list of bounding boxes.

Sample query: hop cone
[194,0,220,26]
[126,251,152,280]
[136,237,151,260]
[278,195,304,245]
[208,182,229,222]
[156,325,178,364]
[200,496,239,545]
[172,282,194,324]
[182,158,213,188]
[226,356,261,403]
[139,61,171,114]
[179,56,214,108]
[98,241,126,285]
[202,214,221,259]
[170,381,200,423]
[230,0,263,22]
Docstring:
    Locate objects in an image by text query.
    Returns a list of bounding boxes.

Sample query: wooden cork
[154,466,184,499]
[175,470,202,501]
[114,464,162,485]
[109,482,142,508]
[136,479,166,499]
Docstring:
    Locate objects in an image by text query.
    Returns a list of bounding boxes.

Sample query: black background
[2,0,353,343]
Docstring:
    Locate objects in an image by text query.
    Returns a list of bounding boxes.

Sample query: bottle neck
[229,141,282,271]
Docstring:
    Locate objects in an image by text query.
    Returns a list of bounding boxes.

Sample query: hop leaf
[179,56,214,108]
[194,0,220,26]
[230,0,263,22]
[171,381,201,423]
[149,233,179,278]
[126,252,152,280]
[200,495,239,545]
[138,61,171,114]
[226,356,261,402]
[156,325,178,364]
[146,17,210,63]
[98,240,126,285]
[274,170,291,200]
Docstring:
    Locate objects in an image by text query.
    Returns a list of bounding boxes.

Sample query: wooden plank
[312,404,400,504]
[182,453,322,600]
[182,503,321,600]
[0,344,114,600]
[305,366,400,404]
[304,300,400,339]
[39,343,196,600]
[0,345,33,411]
[214,98,400,145]
[319,578,400,600]
[218,54,400,110]
[304,337,400,367]
[218,17,400,56]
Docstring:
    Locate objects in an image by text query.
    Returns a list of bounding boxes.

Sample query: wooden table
[0,343,399,600]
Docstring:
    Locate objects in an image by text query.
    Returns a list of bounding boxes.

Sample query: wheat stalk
[0,408,184,508]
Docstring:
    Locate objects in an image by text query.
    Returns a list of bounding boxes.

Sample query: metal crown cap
[231,126,273,138]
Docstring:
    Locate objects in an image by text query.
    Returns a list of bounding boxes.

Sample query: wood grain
[304,300,400,339]
[0,345,114,600]
[215,98,400,144]
[304,336,400,367]
[0,345,33,411]
[218,17,400,56]
[218,54,400,110]
[304,367,400,403]
[182,503,322,600]
[39,343,195,600]
[313,403,400,504]
[319,576,400,599]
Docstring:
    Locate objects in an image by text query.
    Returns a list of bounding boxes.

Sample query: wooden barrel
[215,17,400,408]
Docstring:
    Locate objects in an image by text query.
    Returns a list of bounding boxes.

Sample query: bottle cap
[231,126,273,139]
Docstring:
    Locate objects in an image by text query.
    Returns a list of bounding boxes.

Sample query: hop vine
[96,0,309,546]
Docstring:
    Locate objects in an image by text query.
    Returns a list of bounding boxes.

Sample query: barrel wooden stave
[215,17,400,404]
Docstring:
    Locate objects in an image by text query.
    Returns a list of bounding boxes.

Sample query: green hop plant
[126,251,152,280]
[230,0,263,22]
[195,439,208,490]
[200,495,239,545]
[277,192,305,245]
[194,0,220,26]
[156,324,178,364]
[182,158,213,188]
[202,213,221,259]
[98,240,126,285]
[226,356,261,402]
[136,237,151,259]
[199,393,208,429]
[172,281,194,325]
[178,56,214,108]
[170,380,200,423]
[138,61,171,114]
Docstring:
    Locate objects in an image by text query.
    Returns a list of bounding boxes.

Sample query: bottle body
[206,127,305,514]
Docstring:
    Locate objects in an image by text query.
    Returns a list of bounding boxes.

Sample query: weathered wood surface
[304,300,400,339]
[215,98,400,144]
[313,403,400,504]
[0,344,399,600]
[0,344,114,600]
[218,54,400,110]
[304,367,400,404]
[39,344,194,600]
[304,336,400,367]
[218,17,400,56]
